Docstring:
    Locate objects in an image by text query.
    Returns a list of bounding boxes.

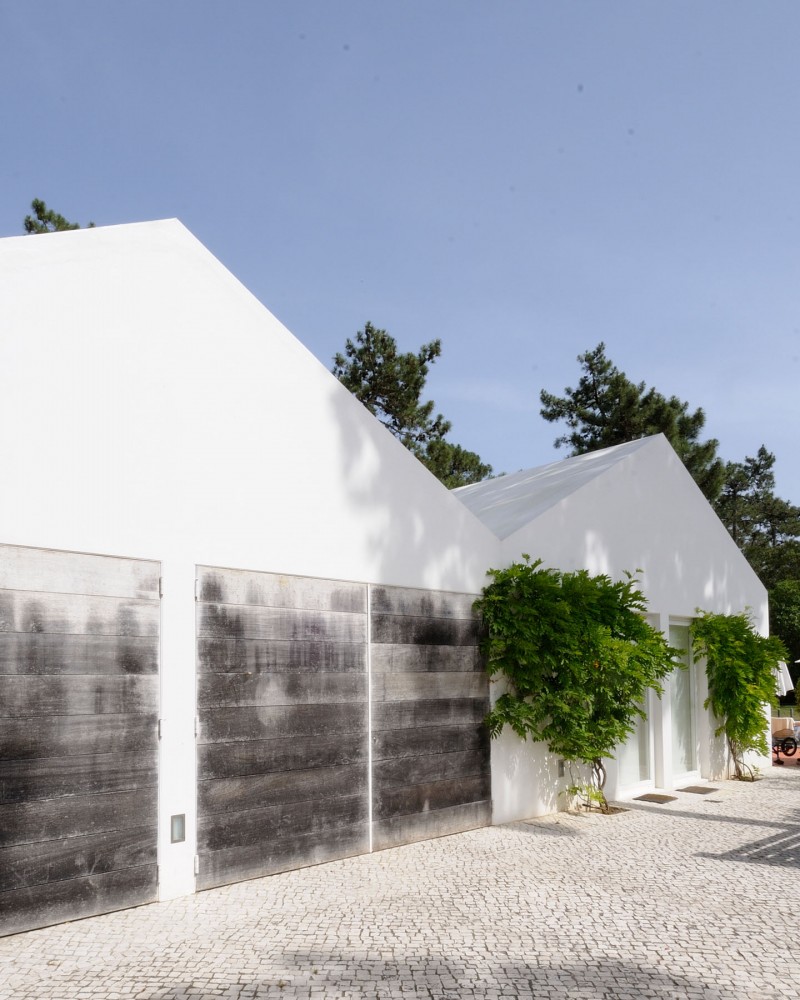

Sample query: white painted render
[455,435,768,821]
[0,220,498,900]
[0,220,499,592]
[0,221,769,896]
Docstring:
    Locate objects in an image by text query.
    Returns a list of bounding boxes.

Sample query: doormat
[633,793,677,803]
[678,786,719,795]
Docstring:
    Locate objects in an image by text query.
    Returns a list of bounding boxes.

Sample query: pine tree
[333,322,491,488]
[540,342,725,501]
[24,198,94,234]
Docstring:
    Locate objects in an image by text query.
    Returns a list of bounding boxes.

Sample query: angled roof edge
[0,217,331,379]
[0,216,184,249]
[0,218,502,544]
[452,436,661,539]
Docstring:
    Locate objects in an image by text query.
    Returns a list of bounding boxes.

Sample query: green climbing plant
[691,610,787,780]
[474,557,677,812]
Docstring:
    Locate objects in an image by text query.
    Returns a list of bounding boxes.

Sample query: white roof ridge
[452,435,663,539]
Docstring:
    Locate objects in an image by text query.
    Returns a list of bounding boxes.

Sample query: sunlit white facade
[454,436,768,819]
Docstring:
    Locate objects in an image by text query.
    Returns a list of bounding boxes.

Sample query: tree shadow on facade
[324,377,498,594]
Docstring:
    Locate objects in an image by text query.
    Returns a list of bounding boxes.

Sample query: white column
[157,557,197,900]
[650,610,671,790]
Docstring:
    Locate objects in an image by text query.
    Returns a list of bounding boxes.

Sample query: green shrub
[475,557,676,811]
[692,611,787,779]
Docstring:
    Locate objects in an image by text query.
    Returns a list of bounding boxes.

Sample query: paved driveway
[2,766,798,1000]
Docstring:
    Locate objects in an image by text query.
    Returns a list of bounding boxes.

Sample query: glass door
[669,623,697,774]
[617,701,652,786]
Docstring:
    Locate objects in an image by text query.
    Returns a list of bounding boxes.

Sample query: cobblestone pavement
[2,766,799,1000]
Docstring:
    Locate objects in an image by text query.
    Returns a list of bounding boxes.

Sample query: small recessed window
[170,814,186,844]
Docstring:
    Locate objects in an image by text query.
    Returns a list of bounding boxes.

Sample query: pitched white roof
[453,437,658,539]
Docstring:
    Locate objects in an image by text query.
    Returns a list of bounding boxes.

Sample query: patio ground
[1,765,798,999]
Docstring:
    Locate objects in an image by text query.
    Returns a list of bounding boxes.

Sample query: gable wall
[0,222,499,902]
[490,436,768,821]
[501,437,766,625]
[0,221,499,593]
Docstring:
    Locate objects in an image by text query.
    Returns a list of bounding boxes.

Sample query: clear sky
[3,2,798,501]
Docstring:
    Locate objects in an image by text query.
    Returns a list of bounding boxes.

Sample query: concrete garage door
[370,585,491,851]
[0,544,161,937]
[195,567,370,891]
[196,566,490,891]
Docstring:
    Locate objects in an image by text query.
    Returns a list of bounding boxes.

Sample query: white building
[0,220,766,935]
[454,436,768,819]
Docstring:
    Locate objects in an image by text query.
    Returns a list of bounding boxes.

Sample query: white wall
[0,221,500,898]
[502,436,766,624]
[0,221,499,592]
[488,435,768,821]
[1,223,770,876]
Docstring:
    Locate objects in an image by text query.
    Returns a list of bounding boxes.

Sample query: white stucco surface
[454,438,653,539]
[0,221,770,898]
[0,220,499,591]
[0,220,499,899]
[495,436,767,626]
[455,435,769,821]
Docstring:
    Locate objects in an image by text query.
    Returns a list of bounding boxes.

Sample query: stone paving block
[1,768,799,998]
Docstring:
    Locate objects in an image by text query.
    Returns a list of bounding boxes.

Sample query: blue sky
[3,2,799,501]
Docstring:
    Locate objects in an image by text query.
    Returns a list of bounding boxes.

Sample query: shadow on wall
[526,469,761,790]
[490,707,593,821]
[327,390,762,621]
[708,724,729,779]
[325,378,496,591]
[531,454,761,619]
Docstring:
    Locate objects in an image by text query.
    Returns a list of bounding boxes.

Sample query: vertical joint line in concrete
[366,582,373,852]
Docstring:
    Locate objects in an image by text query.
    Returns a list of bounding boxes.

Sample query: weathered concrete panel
[0,544,160,937]
[196,567,369,890]
[370,585,490,851]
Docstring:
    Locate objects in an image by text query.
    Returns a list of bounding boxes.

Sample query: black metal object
[772,729,798,764]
